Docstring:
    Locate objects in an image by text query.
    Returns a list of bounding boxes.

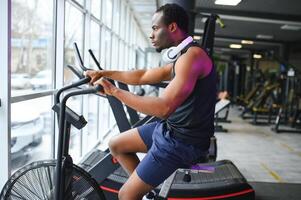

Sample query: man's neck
[174,34,189,46]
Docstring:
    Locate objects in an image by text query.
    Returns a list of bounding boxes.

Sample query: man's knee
[108,135,121,156]
[118,186,127,200]
[118,185,144,200]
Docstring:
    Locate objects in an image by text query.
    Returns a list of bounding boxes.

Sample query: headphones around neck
[162,36,193,63]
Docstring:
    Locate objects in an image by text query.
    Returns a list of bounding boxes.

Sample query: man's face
[149,12,174,52]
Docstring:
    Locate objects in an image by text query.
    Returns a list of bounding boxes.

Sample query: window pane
[103,0,112,28]
[11,96,53,172]
[100,27,106,68]
[66,96,83,163]
[124,46,129,68]
[119,0,126,39]
[89,20,100,70]
[64,2,84,85]
[91,0,101,19]
[98,98,110,140]
[83,95,99,155]
[104,29,112,68]
[75,0,85,6]
[11,0,54,96]
[112,0,120,33]
[111,36,119,69]
[125,11,131,43]
[119,41,125,70]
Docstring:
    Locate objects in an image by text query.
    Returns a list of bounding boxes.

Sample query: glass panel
[98,98,110,140]
[91,0,101,19]
[100,27,106,68]
[119,0,126,40]
[11,0,54,96]
[118,41,124,70]
[104,29,112,68]
[109,105,116,131]
[83,95,99,155]
[131,49,136,67]
[136,48,145,69]
[124,46,129,68]
[66,95,83,163]
[75,0,85,6]
[103,0,112,28]
[64,1,84,85]
[112,0,120,34]
[111,36,119,69]
[125,12,131,43]
[11,96,53,172]
[89,20,100,70]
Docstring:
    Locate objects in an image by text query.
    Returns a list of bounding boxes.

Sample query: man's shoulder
[186,46,209,59]
[184,46,213,78]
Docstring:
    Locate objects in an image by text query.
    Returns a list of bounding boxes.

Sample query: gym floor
[101,106,301,199]
[217,106,301,183]
[217,106,301,199]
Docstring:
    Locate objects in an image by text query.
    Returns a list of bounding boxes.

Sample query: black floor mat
[250,182,301,200]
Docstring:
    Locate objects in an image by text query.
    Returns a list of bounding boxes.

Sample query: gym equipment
[215,99,231,132]
[241,82,280,124]
[1,13,255,200]
[237,83,262,107]
[272,68,301,133]
[0,67,106,199]
[80,47,255,199]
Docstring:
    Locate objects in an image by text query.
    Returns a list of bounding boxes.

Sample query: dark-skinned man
[85,3,216,200]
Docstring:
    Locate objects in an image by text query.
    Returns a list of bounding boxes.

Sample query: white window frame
[0,0,11,189]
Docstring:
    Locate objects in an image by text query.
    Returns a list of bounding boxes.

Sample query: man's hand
[94,78,118,96]
[84,70,104,85]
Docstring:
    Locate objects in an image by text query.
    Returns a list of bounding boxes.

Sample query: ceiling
[128,0,301,59]
[128,0,157,40]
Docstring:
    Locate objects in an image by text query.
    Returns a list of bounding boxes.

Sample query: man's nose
[149,32,154,39]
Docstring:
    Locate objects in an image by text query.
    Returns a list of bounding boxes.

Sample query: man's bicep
[162,70,197,111]
[162,55,200,107]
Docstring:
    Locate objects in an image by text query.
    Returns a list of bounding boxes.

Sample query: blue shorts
[136,121,208,187]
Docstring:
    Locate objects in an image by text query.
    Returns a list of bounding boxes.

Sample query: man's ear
[168,22,177,33]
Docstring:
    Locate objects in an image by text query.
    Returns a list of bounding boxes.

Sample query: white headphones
[162,36,193,63]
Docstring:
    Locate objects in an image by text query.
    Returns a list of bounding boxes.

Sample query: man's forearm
[112,88,171,119]
[103,70,146,85]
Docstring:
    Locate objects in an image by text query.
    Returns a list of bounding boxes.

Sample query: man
[85,3,216,200]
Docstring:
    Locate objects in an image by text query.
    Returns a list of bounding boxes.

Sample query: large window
[11,0,54,96]
[2,0,150,179]
[64,1,84,85]
[10,0,54,172]
[11,96,54,172]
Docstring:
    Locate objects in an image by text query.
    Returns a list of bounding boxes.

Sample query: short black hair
[156,3,189,34]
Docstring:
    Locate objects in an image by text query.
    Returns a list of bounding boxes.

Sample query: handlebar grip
[94,84,104,92]
[77,77,91,85]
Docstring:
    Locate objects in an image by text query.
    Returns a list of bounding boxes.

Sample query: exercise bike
[0,62,107,199]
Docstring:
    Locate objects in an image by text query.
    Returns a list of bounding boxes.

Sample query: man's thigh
[110,127,148,153]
